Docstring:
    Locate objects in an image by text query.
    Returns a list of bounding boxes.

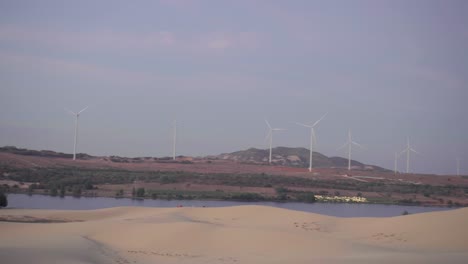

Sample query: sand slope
[1,206,467,264]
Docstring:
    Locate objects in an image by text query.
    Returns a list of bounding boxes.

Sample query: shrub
[84,181,94,190]
[136,188,145,197]
[275,187,288,193]
[230,193,264,201]
[296,193,316,203]
[115,189,124,197]
[0,191,7,208]
[402,210,409,215]
[72,186,82,197]
[50,187,58,197]
[318,190,329,195]
[277,193,288,201]
[60,186,66,197]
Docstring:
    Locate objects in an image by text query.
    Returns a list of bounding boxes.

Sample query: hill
[215,147,388,171]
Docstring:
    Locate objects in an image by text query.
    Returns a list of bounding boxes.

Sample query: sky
[0,0,467,175]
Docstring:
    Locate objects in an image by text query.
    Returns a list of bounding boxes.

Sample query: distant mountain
[214,147,387,171]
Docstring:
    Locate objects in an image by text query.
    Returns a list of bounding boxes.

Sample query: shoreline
[4,191,461,209]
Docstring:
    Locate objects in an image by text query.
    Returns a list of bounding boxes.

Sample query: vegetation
[136,188,145,197]
[0,191,7,208]
[115,189,124,198]
[1,164,466,205]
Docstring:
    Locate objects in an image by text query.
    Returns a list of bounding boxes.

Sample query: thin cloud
[0,50,271,94]
[0,25,260,56]
[0,51,162,85]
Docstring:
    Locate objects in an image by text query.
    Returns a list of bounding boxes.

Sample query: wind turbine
[296,113,327,172]
[65,106,88,160]
[265,120,286,164]
[172,120,177,160]
[399,137,419,174]
[394,152,400,176]
[338,130,364,171]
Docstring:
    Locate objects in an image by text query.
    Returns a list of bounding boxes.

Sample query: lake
[5,193,452,217]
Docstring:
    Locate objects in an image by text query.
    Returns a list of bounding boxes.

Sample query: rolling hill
[214,147,388,171]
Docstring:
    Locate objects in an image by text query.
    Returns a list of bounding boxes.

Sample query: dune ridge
[1,206,467,264]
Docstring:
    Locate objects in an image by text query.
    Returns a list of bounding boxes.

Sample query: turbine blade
[78,106,89,114]
[265,119,272,129]
[65,108,77,115]
[264,129,272,140]
[352,141,365,149]
[295,122,312,128]
[337,142,348,151]
[410,148,420,154]
[312,112,327,127]
[273,128,287,131]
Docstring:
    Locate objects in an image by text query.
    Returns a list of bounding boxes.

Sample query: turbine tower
[65,106,88,161]
[338,130,364,171]
[296,113,327,172]
[265,120,286,164]
[394,152,400,175]
[172,120,177,160]
[399,137,419,174]
[456,158,461,176]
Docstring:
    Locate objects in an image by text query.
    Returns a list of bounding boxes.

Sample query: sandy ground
[1,206,467,264]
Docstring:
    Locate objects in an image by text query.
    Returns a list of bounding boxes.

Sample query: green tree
[84,181,94,190]
[72,186,82,197]
[28,184,34,195]
[115,189,124,197]
[60,186,66,197]
[50,187,58,197]
[296,193,316,203]
[0,191,7,208]
[136,188,145,197]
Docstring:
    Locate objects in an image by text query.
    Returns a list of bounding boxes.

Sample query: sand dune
[1,206,467,264]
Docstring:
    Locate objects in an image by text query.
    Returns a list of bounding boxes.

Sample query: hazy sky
[0,0,467,175]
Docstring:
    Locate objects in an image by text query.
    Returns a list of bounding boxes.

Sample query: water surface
[6,194,452,218]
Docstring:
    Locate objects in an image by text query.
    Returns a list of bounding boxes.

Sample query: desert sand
[1,206,467,264]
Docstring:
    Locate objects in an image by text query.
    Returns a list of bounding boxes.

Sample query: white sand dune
[1,206,467,264]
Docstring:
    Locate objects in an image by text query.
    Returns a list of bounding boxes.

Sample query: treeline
[1,165,467,199]
[117,187,316,203]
